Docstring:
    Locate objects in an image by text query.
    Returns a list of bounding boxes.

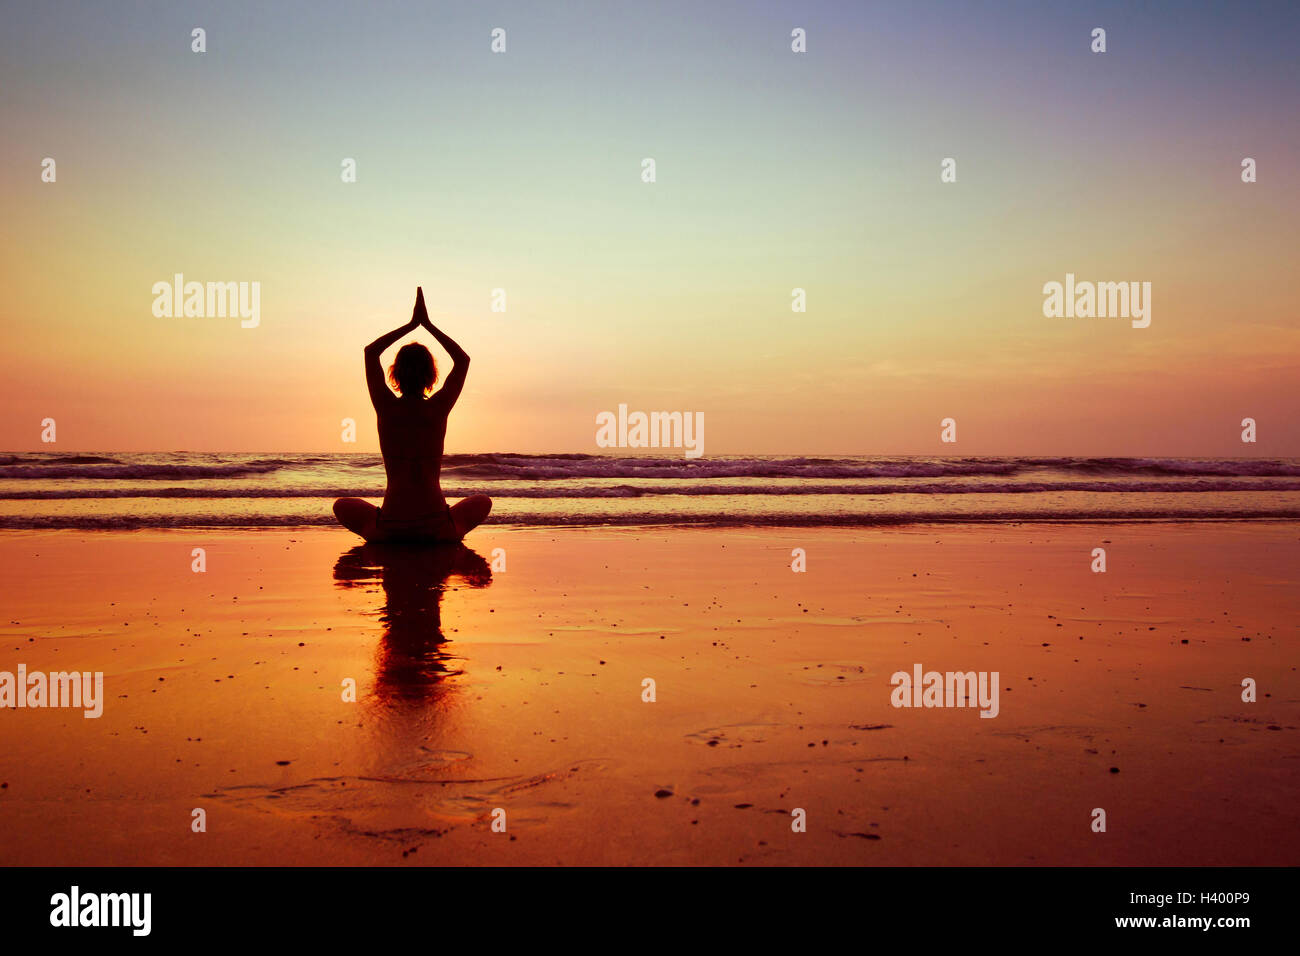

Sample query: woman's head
[388,343,437,397]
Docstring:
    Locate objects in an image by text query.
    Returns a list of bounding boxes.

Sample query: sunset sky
[1,0,1297,456]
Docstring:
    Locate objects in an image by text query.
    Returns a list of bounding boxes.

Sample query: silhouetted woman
[333,287,492,542]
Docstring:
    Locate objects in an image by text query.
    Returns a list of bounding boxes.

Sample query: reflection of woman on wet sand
[333,542,492,701]
[333,287,492,543]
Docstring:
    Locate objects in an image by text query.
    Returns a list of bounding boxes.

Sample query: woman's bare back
[377,394,449,518]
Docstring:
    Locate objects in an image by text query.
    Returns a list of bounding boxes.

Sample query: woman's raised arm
[414,289,471,409]
[364,291,421,407]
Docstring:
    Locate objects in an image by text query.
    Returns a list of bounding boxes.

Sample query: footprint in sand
[794,661,871,686]
[685,722,785,748]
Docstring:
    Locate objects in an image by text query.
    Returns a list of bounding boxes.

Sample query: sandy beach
[0,521,1294,866]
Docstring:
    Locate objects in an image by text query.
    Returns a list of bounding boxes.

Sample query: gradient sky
[1,0,1297,455]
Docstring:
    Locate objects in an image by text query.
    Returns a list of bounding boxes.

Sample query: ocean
[3,452,1300,529]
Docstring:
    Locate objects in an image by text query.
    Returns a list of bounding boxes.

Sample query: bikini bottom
[371,503,461,543]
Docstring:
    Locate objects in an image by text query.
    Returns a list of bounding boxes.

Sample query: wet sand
[0,523,1296,865]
